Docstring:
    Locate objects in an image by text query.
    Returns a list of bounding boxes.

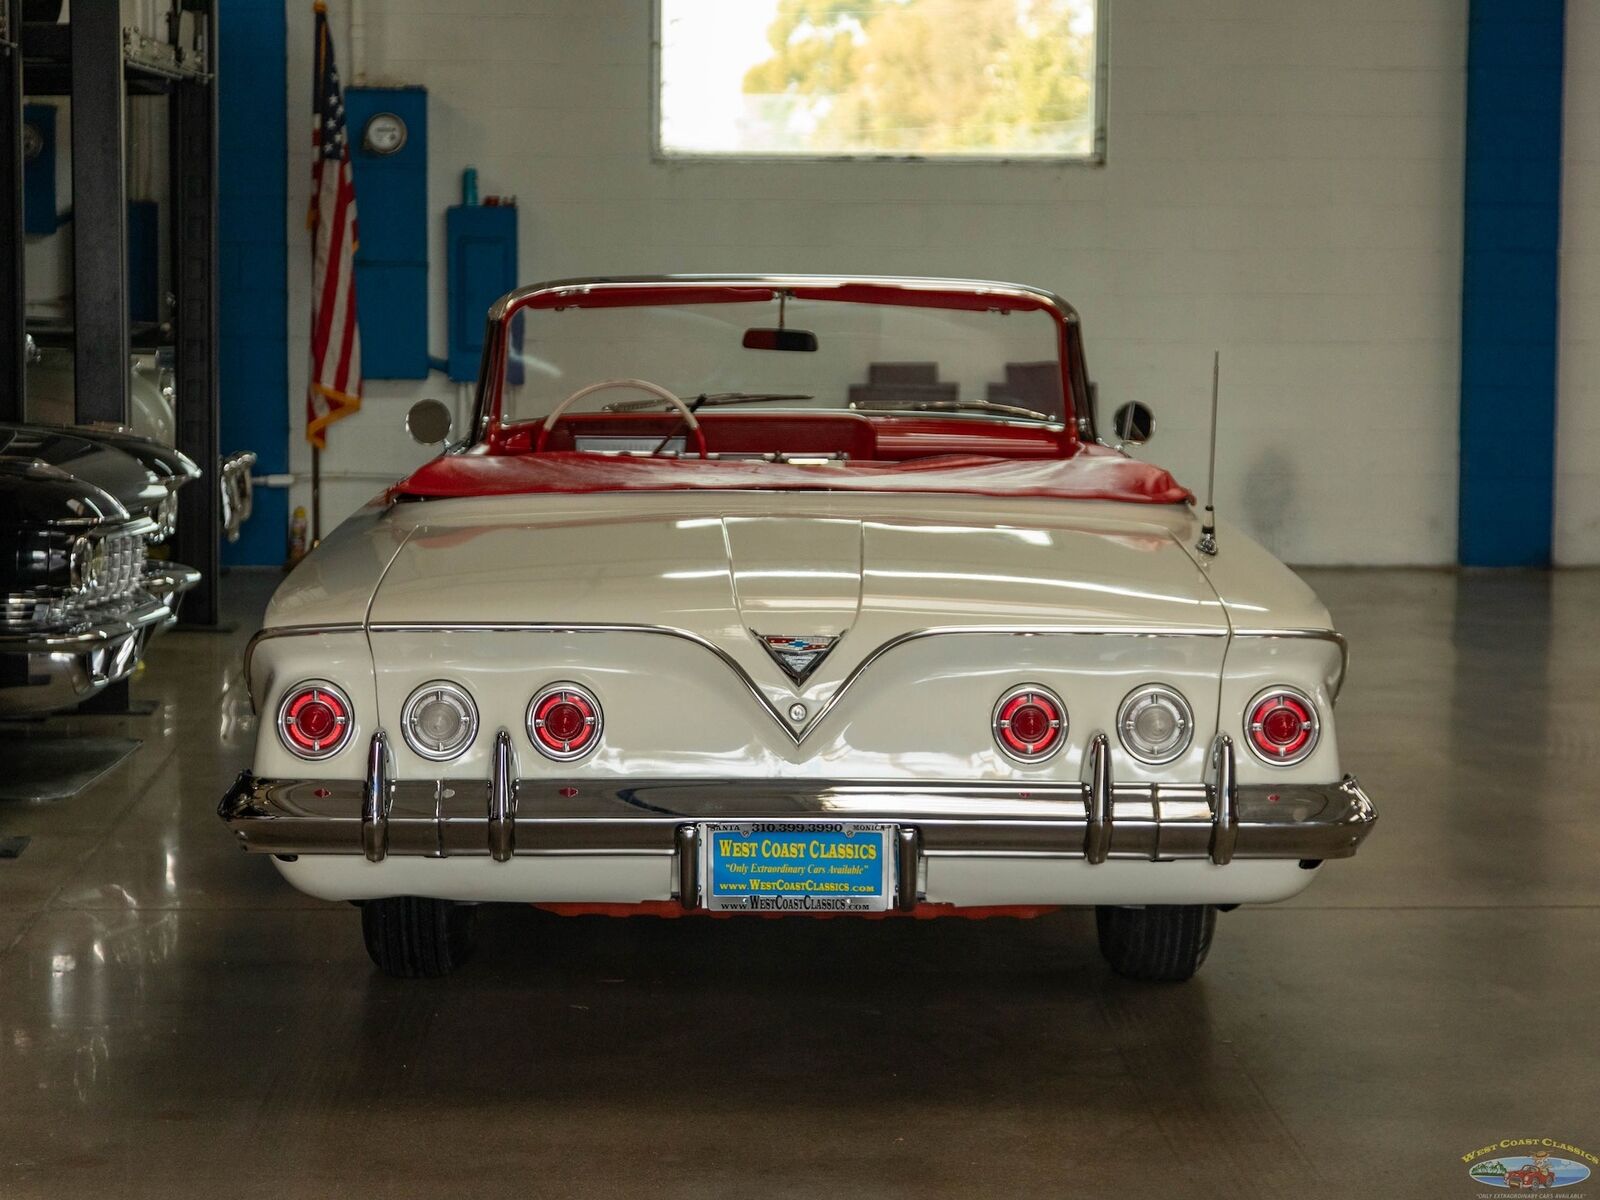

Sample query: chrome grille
[1,527,150,632]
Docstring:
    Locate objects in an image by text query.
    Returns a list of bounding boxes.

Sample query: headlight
[1117,684,1194,765]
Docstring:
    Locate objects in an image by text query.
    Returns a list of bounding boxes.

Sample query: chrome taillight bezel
[526,682,603,762]
[1243,685,1321,766]
[991,684,1067,763]
[276,680,355,760]
[400,680,479,761]
[1116,683,1195,765]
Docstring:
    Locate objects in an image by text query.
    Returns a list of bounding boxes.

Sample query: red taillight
[1245,688,1319,765]
[993,685,1066,762]
[528,683,603,761]
[277,681,353,760]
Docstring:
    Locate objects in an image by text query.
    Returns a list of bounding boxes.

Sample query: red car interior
[395,281,1191,507]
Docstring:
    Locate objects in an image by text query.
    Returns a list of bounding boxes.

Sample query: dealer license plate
[702,822,895,913]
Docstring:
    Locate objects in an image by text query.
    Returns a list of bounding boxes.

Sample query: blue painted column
[218,0,289,567]
[1458,0,1565,566]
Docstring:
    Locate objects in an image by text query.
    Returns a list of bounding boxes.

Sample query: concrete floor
[1,567,1596,1199]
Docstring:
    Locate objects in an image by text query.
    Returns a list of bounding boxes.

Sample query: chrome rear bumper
[219,731,1377,888]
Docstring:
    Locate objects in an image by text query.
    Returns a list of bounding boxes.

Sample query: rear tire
[1095,904,1216,981]
[361,896,475,978]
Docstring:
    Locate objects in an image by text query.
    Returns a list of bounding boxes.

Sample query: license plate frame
[700,821,896,913]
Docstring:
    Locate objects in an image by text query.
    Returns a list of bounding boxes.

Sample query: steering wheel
[533,378,709,458]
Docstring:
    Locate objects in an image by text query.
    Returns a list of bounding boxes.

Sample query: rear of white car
[222,492,1375,979]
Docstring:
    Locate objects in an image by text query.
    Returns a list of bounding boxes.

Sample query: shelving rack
[0,2,221,630]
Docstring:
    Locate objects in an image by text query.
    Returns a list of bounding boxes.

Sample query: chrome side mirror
[406,398,452,446]
[1112,401,1154,446]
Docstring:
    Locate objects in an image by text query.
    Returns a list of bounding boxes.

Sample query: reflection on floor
[0,567,1596,1199]
[0,736,142,804]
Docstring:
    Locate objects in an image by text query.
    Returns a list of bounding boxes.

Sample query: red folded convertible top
[397,446,1193,506]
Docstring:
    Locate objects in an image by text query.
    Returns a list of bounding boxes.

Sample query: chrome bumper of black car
[219,730,1378,884]
[0,564,198,714]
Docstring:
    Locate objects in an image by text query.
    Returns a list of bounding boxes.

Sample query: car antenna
[1196,350,1220,556]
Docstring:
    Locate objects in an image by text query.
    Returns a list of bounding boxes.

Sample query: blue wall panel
[218,0,288,567]
[1458,0,1565,566]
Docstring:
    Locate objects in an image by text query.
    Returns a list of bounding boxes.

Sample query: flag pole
[311,442,322,545]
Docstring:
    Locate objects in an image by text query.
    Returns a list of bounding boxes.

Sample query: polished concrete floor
[2,568,1597,1198]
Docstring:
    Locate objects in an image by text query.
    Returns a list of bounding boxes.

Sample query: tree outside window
[658,0,1104,160]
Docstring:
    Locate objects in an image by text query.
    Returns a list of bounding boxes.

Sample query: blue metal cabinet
[345,86,429,379]
[446,204,517,382]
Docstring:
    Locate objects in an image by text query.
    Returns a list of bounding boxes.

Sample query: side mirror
[406,398,452,446]
[1112,401,1154,446]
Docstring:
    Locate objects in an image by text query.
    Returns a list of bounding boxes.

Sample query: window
[655,0,1105,162]
[501,291,1066,426]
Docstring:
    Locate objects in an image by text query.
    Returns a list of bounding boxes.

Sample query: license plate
[702,822,894,913]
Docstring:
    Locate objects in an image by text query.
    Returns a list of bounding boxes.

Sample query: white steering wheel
[533,377,708,458]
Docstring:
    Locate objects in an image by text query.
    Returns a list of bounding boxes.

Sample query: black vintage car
[0,423,200,715]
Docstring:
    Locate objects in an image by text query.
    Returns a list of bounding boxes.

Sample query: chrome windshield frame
[472,274,1086,445]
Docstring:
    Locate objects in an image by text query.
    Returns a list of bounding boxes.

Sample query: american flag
[306,1,361,449]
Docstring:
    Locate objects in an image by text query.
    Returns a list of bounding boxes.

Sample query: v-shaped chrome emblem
[756,633,839,685]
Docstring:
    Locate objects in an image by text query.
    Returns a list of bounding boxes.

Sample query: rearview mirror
[406,398,453,446]
[1113,401,1154,445]
[742,328,819,352]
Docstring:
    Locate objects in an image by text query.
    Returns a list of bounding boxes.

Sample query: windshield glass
[499,296,1066,425]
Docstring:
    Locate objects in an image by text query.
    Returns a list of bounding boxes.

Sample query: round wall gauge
[22,122,44,162]
[362,112,407,156]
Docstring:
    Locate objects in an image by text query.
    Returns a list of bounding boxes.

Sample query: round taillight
[992,685,1066,763]
[277,681,354,760]
[527,683,603,761]
[1117,684,1194,765]
[1245,687,1320,765]
[400,680,479,761]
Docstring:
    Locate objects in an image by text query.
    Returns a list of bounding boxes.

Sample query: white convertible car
[219,275,1376,980]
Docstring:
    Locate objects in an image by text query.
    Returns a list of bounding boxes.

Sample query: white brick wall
[1558,1,1600,564]
[288,0,1468,565]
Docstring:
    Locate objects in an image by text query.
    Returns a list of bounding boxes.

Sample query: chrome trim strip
[372,621,796,742]
[1208,734,1238,866]
[1084,732,1112,865]
[489,274,1082,327]
[676,824,700,911]
[489,730,516,863]
[244,623,366,695]
[362,730,391,863]
[1231,628,1349,697]
[803,625,1224,741]
[895,826,920,912]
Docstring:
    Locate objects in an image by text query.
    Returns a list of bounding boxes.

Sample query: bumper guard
[218,730,1378,903]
